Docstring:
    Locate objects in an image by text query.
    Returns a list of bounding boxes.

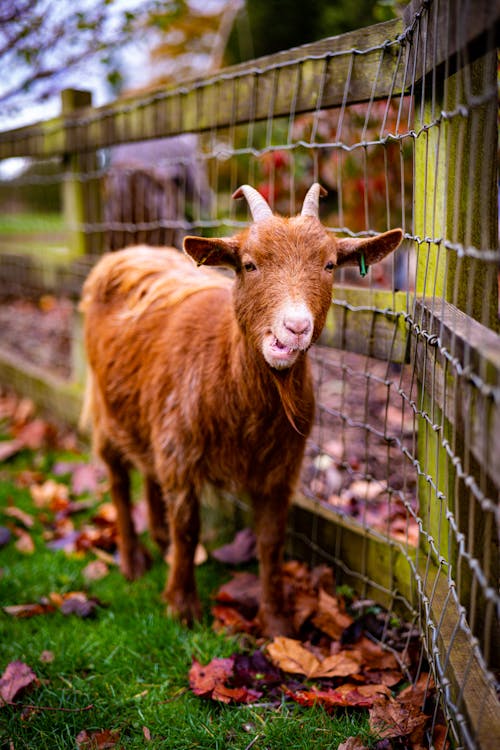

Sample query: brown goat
[80,184,402,636]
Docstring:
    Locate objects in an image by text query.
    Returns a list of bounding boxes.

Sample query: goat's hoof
[165,591,202,626]
[120,544,152,580]
[257,608,294,638]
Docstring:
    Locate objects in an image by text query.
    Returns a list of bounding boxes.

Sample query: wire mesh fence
[0,1,498,747]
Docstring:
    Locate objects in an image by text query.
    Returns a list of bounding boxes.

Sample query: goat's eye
[243,261,257,272]
[324,260,335,272]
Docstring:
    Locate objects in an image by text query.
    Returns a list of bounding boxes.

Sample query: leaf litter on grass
[0,388,447,748]
[189,545,448,749]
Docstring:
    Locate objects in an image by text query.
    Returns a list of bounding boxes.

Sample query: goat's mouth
[263,334,302,369]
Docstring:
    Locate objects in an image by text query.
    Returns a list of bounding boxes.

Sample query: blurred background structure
[0,1,499,748]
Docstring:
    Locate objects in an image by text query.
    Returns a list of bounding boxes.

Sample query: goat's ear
[335,228,403,269]
[183,236,241,270]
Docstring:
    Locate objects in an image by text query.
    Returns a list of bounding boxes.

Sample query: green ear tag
[359,251,368,278]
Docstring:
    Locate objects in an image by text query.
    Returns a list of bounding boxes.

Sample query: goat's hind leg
[100,440,151,580]
[162,485,202,625]
[145,476,169,557]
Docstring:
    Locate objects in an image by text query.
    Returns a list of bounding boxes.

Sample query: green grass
[0,446,372,749]
[0,212,64,235]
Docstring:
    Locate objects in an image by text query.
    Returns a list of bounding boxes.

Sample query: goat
[80,184,402,636]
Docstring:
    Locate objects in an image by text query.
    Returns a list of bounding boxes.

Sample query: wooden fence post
[61,89,103,258]
[413,33,499,664]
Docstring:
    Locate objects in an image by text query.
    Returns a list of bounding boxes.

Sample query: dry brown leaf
[267,637,360,679]
[75,729,121,749]
[369,696,428,739]
[0,661,38,704]
[312,588,353,639]
[351,636,399,670]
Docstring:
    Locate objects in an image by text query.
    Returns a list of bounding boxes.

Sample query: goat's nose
[284,314,312,336]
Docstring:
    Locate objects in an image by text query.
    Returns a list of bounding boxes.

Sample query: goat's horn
[301,183,327,218]
[232,184,273,223]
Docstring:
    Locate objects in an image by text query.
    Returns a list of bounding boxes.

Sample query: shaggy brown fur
[80,191,402,636]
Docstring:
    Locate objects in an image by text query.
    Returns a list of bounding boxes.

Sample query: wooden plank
[0,19,404,160]
[319,286,410,363]
[0,348,82,426]
[414,299,500,487]
[421,561,500,750]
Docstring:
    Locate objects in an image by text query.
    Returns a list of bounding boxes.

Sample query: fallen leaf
[211,528,257,565]
[189,657,233,697]
[0,526,12,547]
[189,657,262,704]
[0,439,24,462]
[211,604,256,634]
[338,737,369,750]
[284,686,374,709]
[351,637,399,670]
[0,661,38,704]
[82,560,109,582]
[142,726,152,741]
[13,528,35,554]
[3,506,34,528]
[14,419,53,450]
[70,463,106,496]
[58,592,101,618]
[3,602,55,618]
[312,588,353,640]
[267,637,360,679]
[369,696,428,739]
[214,572,261,617]
[75,728,121,749]
[30,479,69,510]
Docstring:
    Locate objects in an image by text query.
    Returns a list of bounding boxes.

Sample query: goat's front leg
[253,490,293,637]
[100,446,151,580]
[163,487,202,625]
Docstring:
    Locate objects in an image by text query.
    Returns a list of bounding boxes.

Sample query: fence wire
[0,1,499,747]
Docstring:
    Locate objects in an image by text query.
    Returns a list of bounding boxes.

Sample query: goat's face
[184,184,403,371]
[232,216,335,369]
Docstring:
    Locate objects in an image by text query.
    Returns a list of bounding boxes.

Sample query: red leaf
[189,658,235,699]
[0,661,38,704]
[188,658,261,704]
[284,686,375,709]
[211,604,256,634]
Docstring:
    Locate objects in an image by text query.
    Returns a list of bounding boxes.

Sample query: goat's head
[184,184,403,370]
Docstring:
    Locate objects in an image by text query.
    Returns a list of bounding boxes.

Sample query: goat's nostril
[284,317,312,336]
